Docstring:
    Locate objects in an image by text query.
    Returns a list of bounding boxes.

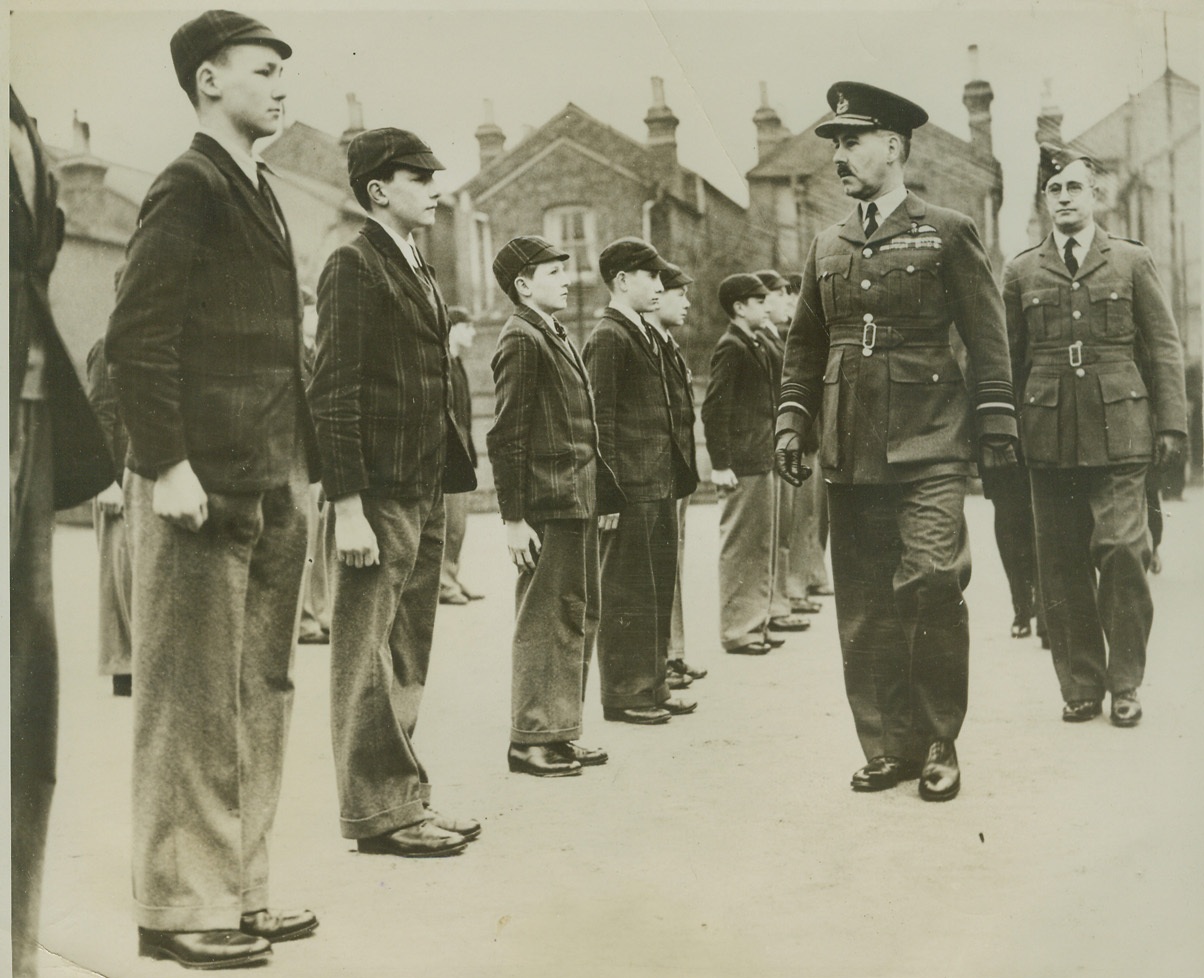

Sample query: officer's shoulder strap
[1106,230,1145,247]
[1011,240,1043,259]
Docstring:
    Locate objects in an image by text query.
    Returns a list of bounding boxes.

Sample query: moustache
[835,165,853,177]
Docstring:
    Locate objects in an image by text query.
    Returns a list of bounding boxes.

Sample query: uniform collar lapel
[1075,227,1110,280]
[1038,233,1073,280]
[193,133,292,262]
[361,219,442,325]
[518,304,587,380]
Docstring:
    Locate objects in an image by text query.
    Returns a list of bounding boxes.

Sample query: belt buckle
[861,321,877,358]
[1068,340,1083,367]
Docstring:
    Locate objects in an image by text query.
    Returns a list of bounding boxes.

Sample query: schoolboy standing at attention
[487,236,622,776]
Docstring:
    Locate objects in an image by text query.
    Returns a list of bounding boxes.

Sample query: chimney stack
[339,93,366,150]
[71,109,91,155]
[644,76,679,189]
[962,46,994,160]
[475,99,506,169]
[753,81,789,162]
[1035,77,1064,146]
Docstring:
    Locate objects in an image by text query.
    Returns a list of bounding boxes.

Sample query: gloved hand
[1154,431,1186,469]
[774,430,813,486]
[980,434,1018,470]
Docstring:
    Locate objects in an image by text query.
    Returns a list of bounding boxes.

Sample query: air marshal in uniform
[775,82,1019,802]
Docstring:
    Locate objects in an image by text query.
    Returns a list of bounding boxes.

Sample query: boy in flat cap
[755,269,815,635]
[774,81,1018,802]
[487,236,621,775]
[584,238,698,724]
[106,11,318,968]
[1005,148,1186,727]
[650,263,707,684]
[309,128,477,856]
[702,273,782,656]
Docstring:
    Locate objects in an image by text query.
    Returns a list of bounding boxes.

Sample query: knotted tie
[863,201,879,239]
[1063,237,1079,277]
[550,316,567,340]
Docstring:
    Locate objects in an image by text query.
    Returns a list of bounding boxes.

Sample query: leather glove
[1154,431,1186,470]
[774,430,813,486]
[979,434,1018,471]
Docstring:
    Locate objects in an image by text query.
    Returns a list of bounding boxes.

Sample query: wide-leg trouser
[717,473,775,651]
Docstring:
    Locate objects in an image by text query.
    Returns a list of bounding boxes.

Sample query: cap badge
[835,93,849,115]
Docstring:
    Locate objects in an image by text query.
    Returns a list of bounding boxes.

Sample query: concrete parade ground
[30,489,1204,978]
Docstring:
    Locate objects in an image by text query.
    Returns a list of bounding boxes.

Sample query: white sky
[7,0,1202,259]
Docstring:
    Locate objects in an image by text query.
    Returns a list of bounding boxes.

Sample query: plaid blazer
[583,307,681,504]
[107,133,319,493]
[310,220,475,501]
[487,304,622,522]
[702,325,777,476]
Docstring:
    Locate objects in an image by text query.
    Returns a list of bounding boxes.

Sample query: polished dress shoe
[296,628,330,645]
[555,742,608,766]
[918,740,960,802]
[1110,690,1142,727]
[439,589,469,606]
[112,673,132,697]
[850,755,922,792]
[660,696,697,716]
[138,928,270,969]
[668,657,708,680]
[507,743,583,776]
[239,909,318,943]
[1062,699,1103,723]
[460,586,485,600]
[357,819,468,856]
[726,641,772,655]
[425,806,481,840]
[791,598,823,615]
[807,584,835,596]
[1010,613,1032,639]
[667,669,693,690]
[602,706,671,724]
[768,614,811,632]
[764,635,786,648]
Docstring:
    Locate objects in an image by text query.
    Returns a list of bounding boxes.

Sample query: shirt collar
[198,126,265,187]
[608,299,646,331]
[523,302,559,332]
[761,322,782,339]
[369,217,420,270]
[1052,222,1095,256]
[862,184,908,227]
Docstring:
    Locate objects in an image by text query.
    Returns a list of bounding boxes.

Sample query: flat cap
[347,128,445,183]
[754,269,789,292]
[718,273,769,310]
[815,81,928,139]
[599,237,671,282]
[660,262,694,291]
[171,10,291,92]
[493,236,570,296]
[1038,142,1097,191]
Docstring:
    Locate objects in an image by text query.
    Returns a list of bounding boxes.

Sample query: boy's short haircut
[507,263,544,305]
[351,162,421,212]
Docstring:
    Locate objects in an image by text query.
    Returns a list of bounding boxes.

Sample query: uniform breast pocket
[1089,283,1133,338]
[881,252,942,315]
[1020,287,1062,343]
[816,254,853,319]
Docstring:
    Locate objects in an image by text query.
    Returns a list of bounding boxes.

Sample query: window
[544,206,598,284]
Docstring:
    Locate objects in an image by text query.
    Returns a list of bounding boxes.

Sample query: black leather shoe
[239,909,318,943]
[138,928,271,969]
[1062,699,1103,723]
[768,614,811,632]
[1010,614,1032,639]
[667,669,693,690]
[112,674,132,697]
[919,740,960,802]
[726,642,772,655]
[1110,690,1142,727]
[424,806,481,840]
[850,755,922,792]
[357,820,468,856]
[660,696,697,716]
[602,706,671,724]
[668,657,708,680]
[438,589,469,606]
[791,598,823,614]
[807,584,835,597]
[555,742,608,766]
[507,743,583,775]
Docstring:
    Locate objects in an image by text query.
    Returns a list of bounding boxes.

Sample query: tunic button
[863,248,873,258]
[1072,310,1082,320]
[1130,390,1138,397]
[1075,368,1086,378]
[860,279,871,290]
[906,265,915,273]
[1072,281,1081,290]
[932,374,940,382]
[863,313,874,323]
[1111,292,1119,300]
[1032,297,1040,305]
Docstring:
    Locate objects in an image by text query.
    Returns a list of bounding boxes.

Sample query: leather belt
[1028,342,1133,367]
[829,321,947,357]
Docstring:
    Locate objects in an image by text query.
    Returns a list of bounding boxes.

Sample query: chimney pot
[476,99,506,168]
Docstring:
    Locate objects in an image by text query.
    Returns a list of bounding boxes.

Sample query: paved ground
[29,489,1204,978]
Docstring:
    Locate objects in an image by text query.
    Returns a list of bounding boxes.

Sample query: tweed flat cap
[598,237,671,282]
[754,269,789,291]
[718,273,769,310]
[347,128,445,183]
[171,10,291,92]
[493,236,570,296]
[815,81,928,139]
[660,263,694,291]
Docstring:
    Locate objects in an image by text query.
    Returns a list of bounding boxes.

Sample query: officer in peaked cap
[774,80,1019,803]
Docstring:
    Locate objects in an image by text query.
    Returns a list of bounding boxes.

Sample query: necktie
[549,316,567,340]
[1063,237,1079,277]
[257,165,288,239]
[863,201,879,238]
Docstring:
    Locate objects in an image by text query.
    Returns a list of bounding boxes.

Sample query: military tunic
[1004,229,1187,702]
[777,191,1016,762]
